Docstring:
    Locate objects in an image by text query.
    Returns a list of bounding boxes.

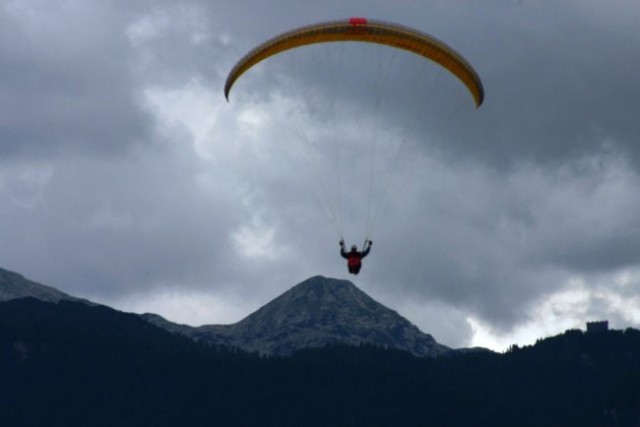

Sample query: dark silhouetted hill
[2,297,640,426]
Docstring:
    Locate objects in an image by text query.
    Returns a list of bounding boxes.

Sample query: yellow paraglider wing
[224,17,484,107]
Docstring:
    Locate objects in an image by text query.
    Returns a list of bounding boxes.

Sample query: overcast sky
[2,0,640,350]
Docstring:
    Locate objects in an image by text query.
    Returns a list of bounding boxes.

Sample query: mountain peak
[193,276,450,357]
[238,275,407,330]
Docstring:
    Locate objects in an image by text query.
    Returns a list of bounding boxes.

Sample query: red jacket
[340,246,370,266]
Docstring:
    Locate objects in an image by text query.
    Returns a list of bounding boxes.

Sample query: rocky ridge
[0,268,78,303]
[145,276,450,357]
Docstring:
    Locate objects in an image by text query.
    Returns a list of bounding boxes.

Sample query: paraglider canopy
[224,17,484,107]
[223,17,485,245]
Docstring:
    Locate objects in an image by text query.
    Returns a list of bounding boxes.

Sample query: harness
[348,255,361,268]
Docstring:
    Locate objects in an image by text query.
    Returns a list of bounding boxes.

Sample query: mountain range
[3,266,640,426]
[0,267,450,357]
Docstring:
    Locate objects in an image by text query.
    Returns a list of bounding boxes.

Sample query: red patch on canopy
[348,17,368,26]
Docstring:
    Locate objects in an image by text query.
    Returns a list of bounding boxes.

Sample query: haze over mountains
[0,267,449,356]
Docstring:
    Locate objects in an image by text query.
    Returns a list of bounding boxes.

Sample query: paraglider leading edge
[223,17,484,107]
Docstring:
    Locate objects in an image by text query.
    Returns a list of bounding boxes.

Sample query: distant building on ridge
[586,320,609,333]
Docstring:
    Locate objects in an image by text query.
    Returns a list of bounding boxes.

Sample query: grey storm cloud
[0,1,155,158]
[2,0,640,348]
